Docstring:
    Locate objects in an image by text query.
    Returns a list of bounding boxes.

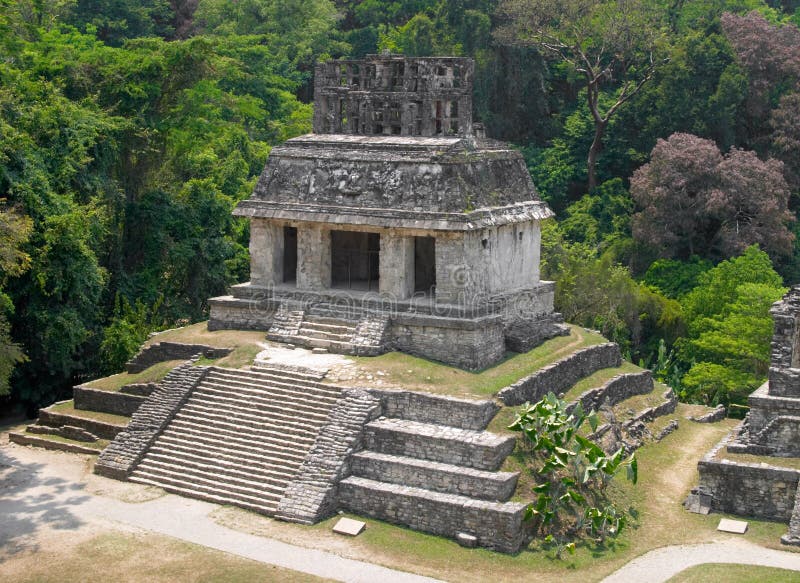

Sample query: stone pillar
[434,233,469,305]
[297,224,331,290]
[379,231,414,299]
[250,219,283,287]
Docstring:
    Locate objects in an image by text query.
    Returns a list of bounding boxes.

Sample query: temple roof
[233,56,553,231]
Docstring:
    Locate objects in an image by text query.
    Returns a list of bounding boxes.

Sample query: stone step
[350,450,519,501]
[299,320,356,335]
[146,447,296,485]
[179,399,325,435]
[168,414,317,450]
[237,364,327,383]
[190,387,335,419]
[136,456,289,496]
[155,432,307,467]
[201,374,340,402]
[38,406,128,440]
[304,314,360,326]
[296,328,354,342]
[364,418,516,471]
[288,335,356,353]
[337,476,528,553]
[8,431,103,455]
[207,368,339,396]
[183,396,331,429]
[129,472,278,515]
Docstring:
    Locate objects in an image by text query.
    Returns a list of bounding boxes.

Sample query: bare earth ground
[0,429,437,583]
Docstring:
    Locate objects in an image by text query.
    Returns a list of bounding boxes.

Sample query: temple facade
[209,55,564,370]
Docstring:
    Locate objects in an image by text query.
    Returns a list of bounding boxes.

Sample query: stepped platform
[128,365,344,516]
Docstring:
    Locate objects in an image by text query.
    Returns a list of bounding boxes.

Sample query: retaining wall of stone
[567,371,653,414]
[350,452,518,500]
[363,419,515,471]
[208,296,276,331]
[389,313,506,371]
[73,386,146,416]
[274,389,382,524]
[39,408,125,440]
[697,457,800,521]
[125,342,232,374]
[94,364,208,480]
[338,477,530,553]
[497,342,622,406]
[368,388,499,431]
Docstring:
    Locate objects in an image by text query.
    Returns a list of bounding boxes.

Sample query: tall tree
[495,0,668,190]
[631,132,794,260]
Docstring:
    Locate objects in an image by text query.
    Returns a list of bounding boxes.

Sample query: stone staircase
[128,365,343,515]
[337,391,529,553]
[267,305,388,356]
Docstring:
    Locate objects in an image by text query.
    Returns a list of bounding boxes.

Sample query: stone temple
[209,54,564,370]
[688,285,800,544]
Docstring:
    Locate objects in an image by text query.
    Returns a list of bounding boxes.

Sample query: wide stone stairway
[338,392,529,553]
[129,364,342,515]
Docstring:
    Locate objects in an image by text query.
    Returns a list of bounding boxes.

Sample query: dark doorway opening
[414,236,436,295]
[283,226,297,284]
[331,231,380,291]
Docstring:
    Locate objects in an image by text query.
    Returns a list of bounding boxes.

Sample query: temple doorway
[331,230,380,291]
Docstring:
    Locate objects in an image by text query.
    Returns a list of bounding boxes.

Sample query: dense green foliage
[1,0,800,413]
[510,393,637,555]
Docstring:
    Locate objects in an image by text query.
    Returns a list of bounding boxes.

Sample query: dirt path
[602,540,800,582]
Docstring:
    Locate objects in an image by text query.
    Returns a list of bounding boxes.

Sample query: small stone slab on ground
[332,517,366,536]
[718,518,748,534]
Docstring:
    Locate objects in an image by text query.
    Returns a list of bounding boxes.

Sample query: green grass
[200,343,264,369]
[667,563,800,582]
[340,325,607,398]
[84,360,185,391]
[716,451,800,471]
[6,531,327,583]
[48,400,131,425]
[561,361,644,402]
[147,322,265,350]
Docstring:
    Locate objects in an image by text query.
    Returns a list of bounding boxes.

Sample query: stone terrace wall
[73,386,146,416]
[274,389,382,524]
[497,343,622,406]
[567,371,653,414]
[368,388,499,430]
[698,457,800,522]
[390,314,506,371]
[95,363,208,480]
[125,342,232,373]
[338,477,530,553]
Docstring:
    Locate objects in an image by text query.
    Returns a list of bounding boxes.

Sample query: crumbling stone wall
[497,343,622,406]
[125,342,232,373]
[74,386,146,416]
[368,388,499,431]
[568,371,654,414]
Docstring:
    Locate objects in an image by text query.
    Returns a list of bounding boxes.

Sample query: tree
[770,92,800,192]
[0,205,32,395]
[631,132,793,261]
[495,0,668,191]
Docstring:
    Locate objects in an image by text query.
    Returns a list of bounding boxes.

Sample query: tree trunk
[587,121,606,192]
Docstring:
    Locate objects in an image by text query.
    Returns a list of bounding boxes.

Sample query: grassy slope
[339,325,607,398]
[84,360,185,391]
[49,401,131,425]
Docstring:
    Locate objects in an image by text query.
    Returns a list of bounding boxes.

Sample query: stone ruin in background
[688,285,800,545]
